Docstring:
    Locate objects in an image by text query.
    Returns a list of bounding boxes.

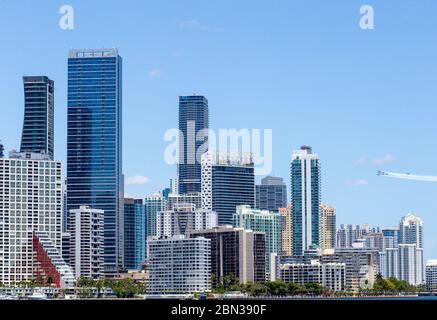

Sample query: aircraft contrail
[377,171,437,182]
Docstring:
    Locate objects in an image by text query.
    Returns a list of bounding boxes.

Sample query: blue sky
[1,0,437,258]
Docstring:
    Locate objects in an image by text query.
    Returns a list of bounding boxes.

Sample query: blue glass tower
[290,145,321,256]
[178,95,209,194]
[124,198,146,270]
[67,49,123,274]
[20,76,54,159]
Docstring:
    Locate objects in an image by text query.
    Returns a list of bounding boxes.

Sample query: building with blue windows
[256,176,287,212]
[124,198,146,270]
[20,76,54,160]
[67,48,123,274]
[144,193,167,238]
[178,95,209,194]
[201,151,255,225]
[144,193,167,258]
[290,145,321,256]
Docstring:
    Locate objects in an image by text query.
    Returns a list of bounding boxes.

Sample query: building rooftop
[68,48,118,58]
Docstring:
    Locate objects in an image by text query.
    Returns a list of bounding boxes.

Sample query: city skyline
[1,0,437,265]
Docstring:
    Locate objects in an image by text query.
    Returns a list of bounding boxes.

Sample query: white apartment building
[68,206,104,279]
[147,235,211,294]
[281,260,346,292]
[0,152,63,286]
[398,244,423,286]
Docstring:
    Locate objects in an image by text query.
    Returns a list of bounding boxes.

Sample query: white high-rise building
[396,213,424,285]
[68,206,104,279]
[398,244,423,286]
[399,213,423,248]
[156,204,217,238]
[170,177,179,195]
[379,248,399,279]
[0,152,63,286]
[336,224,373,248]
[148,235,211,294]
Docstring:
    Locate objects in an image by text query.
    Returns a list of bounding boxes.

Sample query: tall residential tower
[21,76,54,159]
[290,145,321,256]
[178,95,209,194]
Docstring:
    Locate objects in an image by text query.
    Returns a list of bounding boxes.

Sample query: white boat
[0,295,18,300]
[27,290,48,300]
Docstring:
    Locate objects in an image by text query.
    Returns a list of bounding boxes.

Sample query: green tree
[304,282,326,295]
[287,282,305,295]
[244,282,268,297]
[265,281,288,296]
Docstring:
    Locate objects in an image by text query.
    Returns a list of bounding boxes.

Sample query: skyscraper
[279,204,293,256]
[189,226,266,285]
[144,193,167,238]
[336,224,374,248]
[178,95,209,194]
[0,151,63,286]
[167,192,202,210]
[201,151,255,225]
[320,204,336,251]
[147,235,211,294]
[381,227,399,248]
[256,176,287,212]
[0,140,4,158]
[398,213,424,285]
[379,248,399,279]
[290,145,321,256]
[124,198,146,270]
[68,206,104,279]
[20,76,54,159]
[233,205,282,280]
[67,49,123,274]
[156,204,217,238]
[398,244,424,285]
[399,213,423,248]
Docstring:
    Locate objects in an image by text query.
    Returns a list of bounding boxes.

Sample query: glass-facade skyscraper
[201,151,255,225]
[178,95,209,194]
[20,76,54,159]
[290,145,321,256]
[124,198,145,270]
[67,49,123,274]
